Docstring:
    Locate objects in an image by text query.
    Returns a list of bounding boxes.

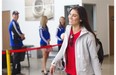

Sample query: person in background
[56,16,66,70]
[39,16,51,75]
[9,11,25,75]
[50,6,101,75]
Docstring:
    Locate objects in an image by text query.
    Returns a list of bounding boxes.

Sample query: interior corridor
[2,53,114,75]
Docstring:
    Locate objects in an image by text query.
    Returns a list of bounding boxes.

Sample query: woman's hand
[47,39,50,45]
[50,65,55,75]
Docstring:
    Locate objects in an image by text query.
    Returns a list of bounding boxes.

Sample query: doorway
[109,6,114,55]
[2,11,11,69]
[2,11,10,50]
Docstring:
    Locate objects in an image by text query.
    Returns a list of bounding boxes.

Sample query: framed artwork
[25,0,54,21]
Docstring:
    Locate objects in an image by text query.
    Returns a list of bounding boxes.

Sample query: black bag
[96,38,104,64]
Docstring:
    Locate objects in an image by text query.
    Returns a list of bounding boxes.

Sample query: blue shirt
[9,19,23,47]
[56,25,65,44]
[39,26,50,46]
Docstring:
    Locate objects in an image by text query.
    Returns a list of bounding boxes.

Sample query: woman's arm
[51,25,70,66]
[51,33,67,66]
[50,32,67,75]
[50,25,71,75]
[56,28,62,41]
[39,28,48,44]
[87,34,101,75]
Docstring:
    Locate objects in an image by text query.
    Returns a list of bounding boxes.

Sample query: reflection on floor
[2,55,114,75]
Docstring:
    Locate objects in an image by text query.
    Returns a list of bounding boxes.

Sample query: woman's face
[68,9,80,26]
[60,17,65,25]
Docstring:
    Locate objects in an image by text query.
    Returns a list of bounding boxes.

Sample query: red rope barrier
[2,44,61,54]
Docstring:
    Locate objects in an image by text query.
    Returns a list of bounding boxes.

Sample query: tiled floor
[2,55,114,75]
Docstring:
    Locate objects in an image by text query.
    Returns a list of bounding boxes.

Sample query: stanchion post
[6,50,11,75]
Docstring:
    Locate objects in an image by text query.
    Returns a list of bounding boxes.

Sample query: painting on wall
[64,5,79,25]
[25,0,54,21]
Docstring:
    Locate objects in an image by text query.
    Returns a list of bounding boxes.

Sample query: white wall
[2,0,82,57]
[2,0,114,56]
[82,0,114,55]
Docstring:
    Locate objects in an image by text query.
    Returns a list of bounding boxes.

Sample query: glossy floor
[2,55,114,75]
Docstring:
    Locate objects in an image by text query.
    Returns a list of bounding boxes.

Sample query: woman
[56,16,66,70]
[39,16,50,75]
[50,6,101,75]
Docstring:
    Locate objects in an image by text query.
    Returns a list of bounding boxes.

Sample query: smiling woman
[50,6,101,75]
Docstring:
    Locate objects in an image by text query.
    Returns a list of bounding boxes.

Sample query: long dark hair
[69,6,97,44]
